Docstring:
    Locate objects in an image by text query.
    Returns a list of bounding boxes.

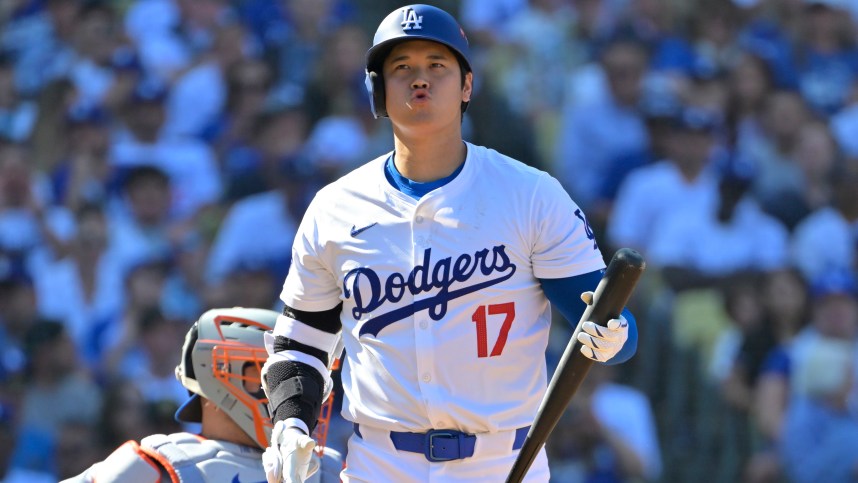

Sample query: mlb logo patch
[401,7,423,30]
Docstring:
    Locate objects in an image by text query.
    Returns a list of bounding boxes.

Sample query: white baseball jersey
[279,142,605,436]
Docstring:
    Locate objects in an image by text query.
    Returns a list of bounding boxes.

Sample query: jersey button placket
[413,208,430,247]
[414,311,435,393]
[412,206,438,410]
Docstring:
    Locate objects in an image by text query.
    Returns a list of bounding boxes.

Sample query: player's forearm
[539,272,639,364]
[265,359,326,433]
[263,304,343,433]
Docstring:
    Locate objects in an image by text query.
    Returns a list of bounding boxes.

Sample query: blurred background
[1,0,857,481]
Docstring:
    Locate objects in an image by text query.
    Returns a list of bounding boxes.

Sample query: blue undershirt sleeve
[539,270,638,365]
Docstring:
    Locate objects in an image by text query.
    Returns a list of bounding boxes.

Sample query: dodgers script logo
[401,7,423,30]
[345,245,516,336]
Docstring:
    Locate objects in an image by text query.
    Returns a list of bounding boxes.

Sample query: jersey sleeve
[530,173,606,279]
[280,193,342,312]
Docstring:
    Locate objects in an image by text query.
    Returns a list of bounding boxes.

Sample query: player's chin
[392,109,438,127]
[396,105,458,126]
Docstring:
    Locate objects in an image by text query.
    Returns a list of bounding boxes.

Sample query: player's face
[382,40,472,130]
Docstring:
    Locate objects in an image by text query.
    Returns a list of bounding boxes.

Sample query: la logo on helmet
[401,7,423,30]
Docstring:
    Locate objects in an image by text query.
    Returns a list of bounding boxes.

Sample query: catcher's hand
[263,422,319,483]
[576,291,629,362]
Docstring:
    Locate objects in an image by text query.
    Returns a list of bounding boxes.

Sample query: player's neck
[392,134,466,183]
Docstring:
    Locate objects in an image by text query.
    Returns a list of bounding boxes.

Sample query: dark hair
[74,202,106,221]
[225,59,273,112]
[139,306,168,332]
[0,50,13,70]
[77,0,114,19]
[593,30,652,64]
[97,380,147,447]
[121,165,170,191]
[23,320,66,359]
[724,50,776,146]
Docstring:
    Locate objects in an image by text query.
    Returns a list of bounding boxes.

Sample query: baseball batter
[261,5,638,482]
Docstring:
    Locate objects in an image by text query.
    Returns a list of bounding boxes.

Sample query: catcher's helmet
[175,307,278,448]
[365,4,472,118]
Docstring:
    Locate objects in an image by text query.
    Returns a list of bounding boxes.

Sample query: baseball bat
[505,248,646,483]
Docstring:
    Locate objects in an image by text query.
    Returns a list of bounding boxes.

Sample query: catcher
[63,307,342,483]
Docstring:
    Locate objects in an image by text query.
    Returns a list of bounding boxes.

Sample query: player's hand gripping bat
[505,248,646,483]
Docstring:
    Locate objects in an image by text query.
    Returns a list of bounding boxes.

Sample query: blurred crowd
[1,0,857,482]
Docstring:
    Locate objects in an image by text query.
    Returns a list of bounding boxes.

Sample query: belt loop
[513,426,529,449]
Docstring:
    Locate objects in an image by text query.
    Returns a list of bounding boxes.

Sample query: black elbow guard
[265,361,325,433]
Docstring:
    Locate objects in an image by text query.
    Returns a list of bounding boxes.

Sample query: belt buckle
[424,430,458,462]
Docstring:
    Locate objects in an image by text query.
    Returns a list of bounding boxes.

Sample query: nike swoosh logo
[350,222,378,237]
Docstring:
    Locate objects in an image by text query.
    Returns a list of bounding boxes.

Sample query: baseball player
[261,4,638,482]
[64,307,342,483]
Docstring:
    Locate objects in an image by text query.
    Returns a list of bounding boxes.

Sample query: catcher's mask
[175,307,278,448]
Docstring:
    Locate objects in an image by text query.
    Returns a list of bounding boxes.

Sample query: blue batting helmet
[364,4,472,118]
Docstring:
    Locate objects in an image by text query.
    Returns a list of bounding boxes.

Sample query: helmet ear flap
[365,70,387,118]
[178,321,200,382]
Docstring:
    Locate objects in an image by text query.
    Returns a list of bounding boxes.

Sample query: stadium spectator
[780,336,858,483]
[161,20,251,139]
[106,305,188,410]
[104,165,177,275]
[647,156,789,290]
[31,203,123,362]
[766,119,840,229]
[607,106,720,255]
[791,160,858,281]
[206,156,307,285]
[49,104,115,213]
[0,53,37,143]
[66,2,121,109]
[791,0,858,117]
[10,321,101,480]
[555,35,650,221]
[547,363,662,483]
[744,90,811,211]
[110,79,222,221]
[0,142,75,266]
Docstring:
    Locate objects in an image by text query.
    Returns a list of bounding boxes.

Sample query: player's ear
[462,71,473,103]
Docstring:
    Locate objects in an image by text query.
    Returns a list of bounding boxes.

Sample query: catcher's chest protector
[95,432,267,483]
